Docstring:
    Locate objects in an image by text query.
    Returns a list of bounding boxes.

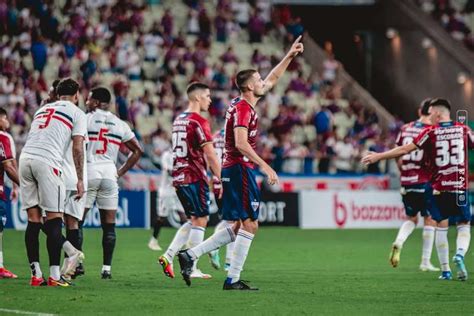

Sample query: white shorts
[158,194,184,217]
[64,190,86,220]
[19,158,65,213]
[86,178,118,210]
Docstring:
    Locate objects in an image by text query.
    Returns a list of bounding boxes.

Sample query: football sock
[102,223,116,266]
[214,220,227,232]
[30,262,42,278]
[226,230,254,284]
[102,265,111,273]
[226,240,235,265]
[421,226,435,264]
[164,221,192,262]
[436,227,450,271]
[456,224,470,257]
[44,218,63,267]
[394,221,416,247]
[25,221,42,265]
[62,239,77,257]
[64,229,79,258]
[187,226,205,249]
[77,220,84,251]
[153,219,163,239]
[0,231,3,268]
[50,265,60,281]
[188,225,235,260]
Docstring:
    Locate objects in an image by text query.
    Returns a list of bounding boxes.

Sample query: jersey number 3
[172,132,188,158]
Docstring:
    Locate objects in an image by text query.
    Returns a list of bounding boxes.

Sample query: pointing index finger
[294,35,302,44]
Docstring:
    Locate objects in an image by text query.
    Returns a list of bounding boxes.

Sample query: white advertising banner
[300,190,407,229]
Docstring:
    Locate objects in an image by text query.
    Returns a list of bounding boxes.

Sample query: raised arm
[234,127,278,185]
[117,138,144,178]
[361,143,418,165]
[263,35,304,93]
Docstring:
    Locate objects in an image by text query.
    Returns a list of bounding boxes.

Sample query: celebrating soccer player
[362,99,473,281]
[158,82,222,280]
[177,36,304,290]
[389,99,439,271]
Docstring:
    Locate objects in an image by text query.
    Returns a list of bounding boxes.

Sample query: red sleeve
[196,119,213,146]
[413,127,432,150]
[467,127,474,149]
[234,104,251,129]
[395,130,402,146]
[0,135,13,162]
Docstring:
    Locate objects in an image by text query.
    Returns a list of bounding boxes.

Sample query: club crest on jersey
[251,201,260,211]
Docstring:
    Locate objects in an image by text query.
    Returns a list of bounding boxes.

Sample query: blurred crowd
[0,0,400,175]
[417,0,474,51]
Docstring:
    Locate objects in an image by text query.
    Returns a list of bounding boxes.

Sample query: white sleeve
[122,120,135,142]
[72,109,87,137]
[162,151,173,172]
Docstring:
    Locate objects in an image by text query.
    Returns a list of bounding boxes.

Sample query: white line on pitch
[0,308,57,316]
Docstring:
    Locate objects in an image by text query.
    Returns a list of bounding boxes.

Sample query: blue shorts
[401,183,434,218]
[0,199,6,230]
[431,191,471,223]
[221,164,261,221]
[175,180,210,218]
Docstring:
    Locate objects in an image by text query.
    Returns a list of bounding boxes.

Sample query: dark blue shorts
[221,164,261,221]
[175,180,210,218]
[401,183,434,218]
[0,199,7,230]
[432,191,471,223]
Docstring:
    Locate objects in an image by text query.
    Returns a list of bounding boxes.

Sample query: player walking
[0,108,19,279]
[177,36,304,290]
[363,99,473,281]
[389,99,439,271]
[158,82,222,279]
[148,148,187,251]
[80,87,143,279]
[20,78,87,287]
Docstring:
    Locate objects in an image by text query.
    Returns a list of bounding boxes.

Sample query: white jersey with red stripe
[86,109,135,181]
[159,149,175,198]
[21,100,87,170]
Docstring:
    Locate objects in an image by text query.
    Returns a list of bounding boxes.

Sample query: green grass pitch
[0,227,473,315]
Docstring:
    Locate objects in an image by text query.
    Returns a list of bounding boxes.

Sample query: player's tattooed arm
[117,137,144,178]
[362,143,417,165]
[263,35,304,93]
[234,127,278,185]
[2,159,19,186]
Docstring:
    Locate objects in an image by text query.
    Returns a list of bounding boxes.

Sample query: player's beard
[254,91,265,98]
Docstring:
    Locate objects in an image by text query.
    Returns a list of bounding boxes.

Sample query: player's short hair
[235,69,258,92]
[56,78,80,96]
[429,98,451,111]
[419,98,432,116]
[186,82,209,97]
[0,108,7,117]
[90,87,112,103]
[51,79,60,93]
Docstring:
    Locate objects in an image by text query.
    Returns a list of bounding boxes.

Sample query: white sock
[187,226,206,249]
[215,221,227,232]
[164,221,192,262]
[31,262,42,278]
[50,265,60,280]
[227,230,254,283]
[189,226,236,260]
[102,265,111,273]
[436,227,450,272]
[394,221,416,247]
[456,225,471,257]
[0,251,3,268]
[0,232,3,268]
[421,226,435,264]
[62,240,78,257]
[226,241,235,265]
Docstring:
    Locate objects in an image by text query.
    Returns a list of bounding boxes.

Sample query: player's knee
[65,215,79,230]
[408,216,418,225]
[191,216,207,227]
[241,220,258,234]
[27,207,43,223]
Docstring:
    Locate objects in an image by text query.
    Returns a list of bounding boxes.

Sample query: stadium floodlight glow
[386,28,398,39]
[457,72,468,85]
[421,37,432,49]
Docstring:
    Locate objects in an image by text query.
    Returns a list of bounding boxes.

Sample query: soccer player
[0,108,19,279]
[148,148,187,251]
[158,82,222,280]
[389,99,439,272]
[20,78,87,287]
[81,87,143,279]
[177,36,304,290]
[362,98,473,281]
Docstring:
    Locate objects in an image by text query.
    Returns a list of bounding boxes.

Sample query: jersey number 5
[38,108,56,129]
[96,128,109,154]
[172,132,188,158]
